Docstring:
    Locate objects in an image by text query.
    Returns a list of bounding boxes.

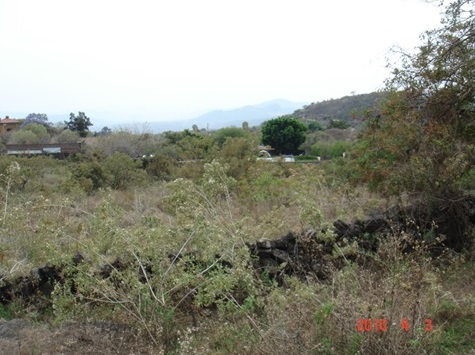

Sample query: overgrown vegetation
[1,1,475,354]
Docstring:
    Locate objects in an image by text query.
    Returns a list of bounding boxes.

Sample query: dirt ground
[0,319,156,355]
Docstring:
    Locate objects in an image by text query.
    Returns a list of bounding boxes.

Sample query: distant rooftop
[1,116,20,123]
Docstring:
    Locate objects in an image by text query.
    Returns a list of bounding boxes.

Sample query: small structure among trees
[0,116,21,135]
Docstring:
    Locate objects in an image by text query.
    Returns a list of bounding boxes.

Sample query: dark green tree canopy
[261,116,307,154]
[66,112,92,137]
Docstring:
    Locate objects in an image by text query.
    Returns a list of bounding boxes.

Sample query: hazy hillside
[6,94,386,133]
[293,92,387,125]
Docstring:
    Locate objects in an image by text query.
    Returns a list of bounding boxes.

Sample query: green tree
[9,130,39,144]
[352,0,475,197]
[55,129,79,143]
[98,126,112,136]
[22,113,50,128]
[308,121,323,132]
[66,112,92,137]
[261,116,307,154]
[213,127,248,147]
[23,123,50,143]
[9,123,50,144]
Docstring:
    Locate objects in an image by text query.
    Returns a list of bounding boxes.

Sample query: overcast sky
[1,0,443,123]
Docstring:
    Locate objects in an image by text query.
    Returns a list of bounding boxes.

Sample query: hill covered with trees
[292,92,387,127]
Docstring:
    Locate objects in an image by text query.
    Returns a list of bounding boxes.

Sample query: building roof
[0,118,20,124]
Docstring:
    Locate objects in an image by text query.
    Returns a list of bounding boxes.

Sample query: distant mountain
[4,94,386,134]
[146,99,309,132]
[1,99,308,134]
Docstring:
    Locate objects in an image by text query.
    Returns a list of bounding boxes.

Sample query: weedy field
[0,154,473,354]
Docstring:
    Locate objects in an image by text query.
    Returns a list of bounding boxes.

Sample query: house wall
[0,118,21,135]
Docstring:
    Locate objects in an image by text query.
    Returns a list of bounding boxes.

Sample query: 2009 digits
[356,318,433,332]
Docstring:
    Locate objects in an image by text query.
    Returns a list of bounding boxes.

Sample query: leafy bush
[104,152,147,189]
[54,129,79,143]
[9,130,41,144]
[70,160,107,193]
[144,153,175,181]
[217,137,256,179]
[213,127,248,148]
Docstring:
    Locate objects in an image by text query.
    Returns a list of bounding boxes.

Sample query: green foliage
[312,140,353,159]
[70,160,107,193]
[162,129,216,162]
[65,112,92,137]
[23,113,49,127]
[104,152,146,189]
[261,116,307,154]
[98,126,112,136]
[327,119,351,129]
[1,119,475,354]
[307,121,324,132]
[55,129,79,143]
[217,137,256,179]
[294,92,387,123]
[9,130,41,144]
[144,153,174,181]
[178,133,215,161]
[0,304,13,320]
[213,127,248,147]
[352,0,475,198]
[23,123,50,143]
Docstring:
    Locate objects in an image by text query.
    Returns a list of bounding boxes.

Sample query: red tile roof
[1,118,20,124]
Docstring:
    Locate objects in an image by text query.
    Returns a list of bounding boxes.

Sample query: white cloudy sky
[1,0,443,122]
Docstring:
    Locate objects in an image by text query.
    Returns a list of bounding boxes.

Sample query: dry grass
[1,158,474,354]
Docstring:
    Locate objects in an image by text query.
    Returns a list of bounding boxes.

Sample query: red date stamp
[356,318,433,332]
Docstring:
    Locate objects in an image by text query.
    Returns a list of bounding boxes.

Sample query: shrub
[54,129,79,143]
[70,160,107,193]
[9,130,40,144]
[311,140,353,159]
[213,127,249,148]
[104,152,146,189]
[23,123,50,143]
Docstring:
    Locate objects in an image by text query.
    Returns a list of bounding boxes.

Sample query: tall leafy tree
[352,0,475,197]
[21,113,50,128]
[66,112,92,137]
[261,116,307,154]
